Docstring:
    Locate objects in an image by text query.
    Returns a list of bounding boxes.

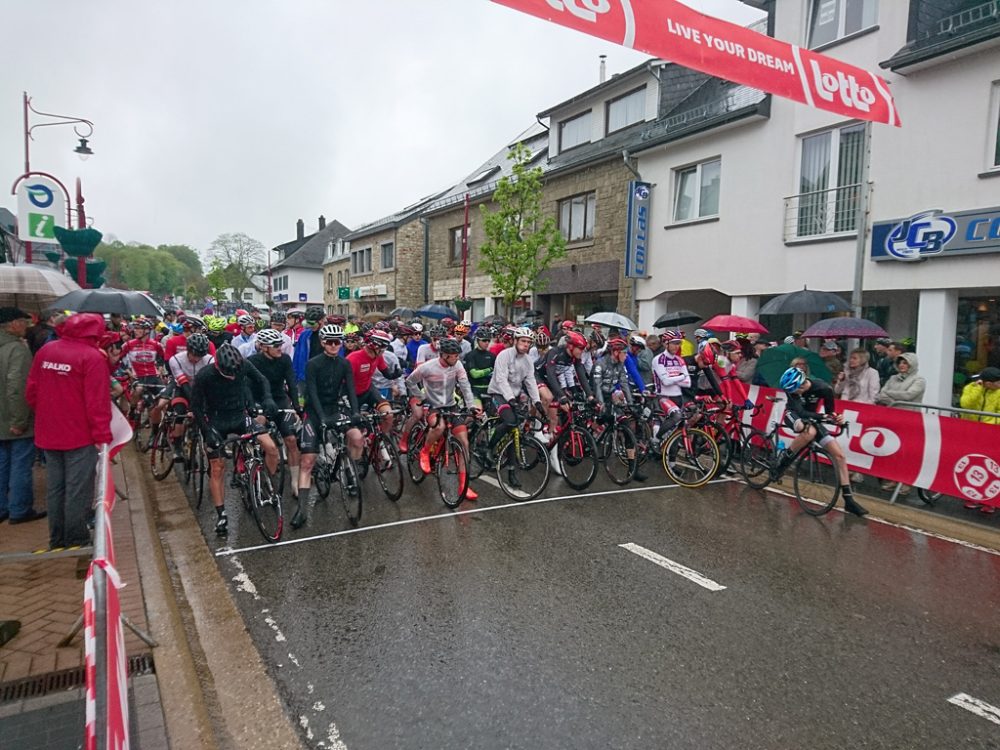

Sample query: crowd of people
[3,302,1000,550]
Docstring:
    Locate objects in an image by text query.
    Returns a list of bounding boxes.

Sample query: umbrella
[584,311,637,331]
[417,303,459,320]
[653,309,702,328]
[801,317,888,339]
[756,344,832,387]
[520,308,544,317]
[362,310,388,323]
[701,314,768,334]
[481,314,507,326]
[389,306,416,319]
[759,287,852,315]
[52,288,164,318]
[0,264,81,314]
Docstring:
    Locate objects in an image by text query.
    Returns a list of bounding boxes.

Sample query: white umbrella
[583,311,637,331]
[0,264,81,314]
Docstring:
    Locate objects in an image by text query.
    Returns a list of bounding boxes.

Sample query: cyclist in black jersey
[191,343,279,535]
[536,330,594,424]
[291,324,363,529]
[248,328,301,494]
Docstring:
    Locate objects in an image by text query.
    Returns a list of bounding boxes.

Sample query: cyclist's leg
[818,432,867,516]
[345,426,365,462]
[451,422,476,500]
[489,397,517,455]
[291,416,321,528]
[255,430,280,475]
[277,409,300,492]
[399,398,423,452]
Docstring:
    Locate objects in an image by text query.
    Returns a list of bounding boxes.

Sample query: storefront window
[956,296,999,387]
[565,292,618,324]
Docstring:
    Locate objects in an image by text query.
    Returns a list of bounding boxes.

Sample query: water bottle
[777,439,787,455]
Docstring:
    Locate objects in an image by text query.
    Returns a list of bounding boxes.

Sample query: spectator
[835,348,880,404]
[874,352,926,495]
[820,339,844,379]
[0,308,44,524]
[642,334,662,386]
[25,313,112,549]
[26,309,64,355]
[871,336,892,378]
[959,367,1000,425]
[877,341,905,385]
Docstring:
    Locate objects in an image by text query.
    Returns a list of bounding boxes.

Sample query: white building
[271,216,350,313]
[634,0,1000,408]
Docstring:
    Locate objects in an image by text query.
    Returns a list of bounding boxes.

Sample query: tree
[205,260,230,302]
[479,142,566,319]
[207,233,266,302]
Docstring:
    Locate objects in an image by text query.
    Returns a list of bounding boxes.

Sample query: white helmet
[512,327,534,341]
[256,328,284,348]
[411,322,424,333]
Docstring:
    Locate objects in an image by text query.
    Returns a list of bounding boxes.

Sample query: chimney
[318,215,326,231]
[599,54,607,84]
[296,218,304,240]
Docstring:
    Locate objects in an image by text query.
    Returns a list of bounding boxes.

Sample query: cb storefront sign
[870,206,1000,262]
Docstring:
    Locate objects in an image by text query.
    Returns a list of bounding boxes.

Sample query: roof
[537,59,662,119]
[272,218,351,271]
[881,0,1000,72]
[342,188,453,242]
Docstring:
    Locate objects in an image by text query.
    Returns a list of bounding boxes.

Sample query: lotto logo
[953,454,1000,503]
[807,59,876,113]
[545,0,611,22]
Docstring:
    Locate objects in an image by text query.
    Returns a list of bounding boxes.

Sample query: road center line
[618,542,727,591]
[216,479,736,557]
[947,693,1000,725]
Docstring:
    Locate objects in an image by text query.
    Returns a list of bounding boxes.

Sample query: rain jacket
[874,353,925,409]
[0,330,33,439]
[834,362,880,404]
[959,380,1000,424]
[25,313,113,450]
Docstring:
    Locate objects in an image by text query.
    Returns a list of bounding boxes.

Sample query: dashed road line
[619,542,727,591]
[947,693,1000,725]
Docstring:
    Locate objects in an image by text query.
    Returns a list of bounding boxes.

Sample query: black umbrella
[389,306,416,318]
[801,317,888,339]
[417,303,459,320]
[759,287,852,315]
[520,308,544,317]
[52,288,164,317]
[653,309,702,328]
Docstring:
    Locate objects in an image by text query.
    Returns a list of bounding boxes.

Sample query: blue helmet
[779,366,806,393]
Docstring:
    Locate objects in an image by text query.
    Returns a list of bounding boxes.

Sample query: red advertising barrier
[491,0,901,126]
[746,386,1000,508]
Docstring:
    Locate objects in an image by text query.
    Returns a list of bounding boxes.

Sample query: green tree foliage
[96,240,203,296]
[204,260,230,302]
[479,142,566,318]
[207,232,266,302]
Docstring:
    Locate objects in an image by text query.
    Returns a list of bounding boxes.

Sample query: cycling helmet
[256,328,284,348]
[694,328,710,339]
[183,314,206,331]
[721,340,741,351]
[428,324,446,339]
[270,310,286,323]
[237,314,254,327]
[99,332,122,351]
[235,309,249,318]
[535,330,552,347]
[397,324,415,337]
[366,329,392,347]
[454,322,470,336]
[167,322,183,334]
[327,314,346,325]
[206,316,226,332]
[661,329,684,344]
[608,337,628,351]
[589,331,605,346]
[779,366,807,393]
[344,332,361,343]
[441,317,456,329]
[512,327,534,341]
[287,310,304,320]
[374,320,391,331]
[133,317,152,329]
[565,331,587,349]
[215,343,243,377]
[474,326,493,341]
[438,337,462,355]
[318,324,344,340]
[628,333,646,349]
[186,333,210,356]
[411,322,423,333]
[305,306,326,323]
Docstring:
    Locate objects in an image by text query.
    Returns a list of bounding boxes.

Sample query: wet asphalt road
[178,459,1000,750]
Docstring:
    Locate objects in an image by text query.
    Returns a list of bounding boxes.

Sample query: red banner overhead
[491,0,901,127]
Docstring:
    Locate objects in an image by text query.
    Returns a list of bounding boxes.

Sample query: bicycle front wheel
[248,461,283,543]
[703,419,733,477]
[193,436,207,508]
[406,424,427,485]
[793,446,842,515]
[497,434,550,501]
[373,434,404,502]
[271,431,287,498]
[600,424,637,486]
[150,421,174,481]
[435,435,469,510]
[662,427,720,488]
[739,428,774,490]
[558,425,599,490]
[468,420,493,479]
[338,455,364,526]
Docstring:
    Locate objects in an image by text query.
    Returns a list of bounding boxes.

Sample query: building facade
[271,216,350,313]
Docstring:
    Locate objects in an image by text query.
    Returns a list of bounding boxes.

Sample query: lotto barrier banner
[746,386,1000,507]
[491,0,901,126]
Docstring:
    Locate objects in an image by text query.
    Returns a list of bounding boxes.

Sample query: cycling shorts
[298,414,347,455]
[782,412,833,445]
[203,415,253,460]
[357,386,389,412]
[274,409,298,439]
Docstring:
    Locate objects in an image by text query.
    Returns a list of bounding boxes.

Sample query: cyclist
[292,324,363,529]
[529,327,551,364]
[160,332,214,462]
[121,317,166,445]
[191,343,279,535]
[265,311,294,356]
[776,367,867,517]
[537,329,594,426]
[405,337,479,500]
[233,314,258,358]
[163,315,212,361]
[485,328,545,469]
[205,315,232,350]
[248,328,301,494]
[416,324,446,366]
[652,330,692,441]
[405,322,424,369]
[292,306,328,392]
[592,337,646,480]
[453,321,472,356]
[464,326,496,408]
[348,328,400,434]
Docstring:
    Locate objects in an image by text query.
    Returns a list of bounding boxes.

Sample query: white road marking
[947,693,1000,725]
[618,542,727,591]
[216,479,735,556]
[478,474,500,488]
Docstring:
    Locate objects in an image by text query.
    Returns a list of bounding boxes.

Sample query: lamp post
[16,92,95,263]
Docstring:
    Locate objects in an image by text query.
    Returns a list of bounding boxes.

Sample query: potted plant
[453,295,473,312]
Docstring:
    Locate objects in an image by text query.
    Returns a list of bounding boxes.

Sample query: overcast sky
[2,0,764,259]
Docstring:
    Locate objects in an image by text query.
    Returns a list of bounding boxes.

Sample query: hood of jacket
[56,313,106,343]
[897,352,919,376]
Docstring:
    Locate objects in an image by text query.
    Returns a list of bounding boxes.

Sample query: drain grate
[0,653,155,703]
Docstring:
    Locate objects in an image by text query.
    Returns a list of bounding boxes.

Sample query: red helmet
[365,329,392,347]
[560,320,576,330]
[565,331,587,349]
[608,337,628,351]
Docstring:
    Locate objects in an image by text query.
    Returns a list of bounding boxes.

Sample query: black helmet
[186,333,210,357]
[438,337,462,355]
[215,342,243,377]
[270,310,287,323]
[305,306,326,323]
[474,326,492,341]
[429,324,446,339]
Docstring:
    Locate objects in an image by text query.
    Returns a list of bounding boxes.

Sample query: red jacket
[26,313,113,450]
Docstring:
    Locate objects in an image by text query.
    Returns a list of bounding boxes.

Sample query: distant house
[271,216,350,312]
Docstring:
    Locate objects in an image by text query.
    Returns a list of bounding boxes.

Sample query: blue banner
[625,181,652,279]
[871,206,1000,262]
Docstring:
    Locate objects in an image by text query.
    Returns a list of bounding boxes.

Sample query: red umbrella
[701,314,768,334]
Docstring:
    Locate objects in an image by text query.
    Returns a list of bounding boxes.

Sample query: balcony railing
[783,183,870,242]
[931,0,999,37]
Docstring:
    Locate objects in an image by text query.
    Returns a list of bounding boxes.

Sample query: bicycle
[659,402,722,488]
[183,424,208,508]
[356,406,404,503]
[312,418,363,527]
[592,400,639,486]
[418,406,473,510]
[264,408,299,498]
[129,382,166,453]
[150,410,190,481]
[471,402,551,501]
[544,396,600,491]
[226,429,283,543]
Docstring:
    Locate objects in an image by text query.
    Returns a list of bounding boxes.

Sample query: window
[381,241,395,270]
[449,227,469,264]
[243,292,253,301]
[606,87,646,134]
[673,159,721,222]
[351,246,372,275]
[796,123,864,237]
[807,0,877,48]
[337,270,343,286]
[558,192,597,242]
[991,81,1000,169]
[327,273,333,291]
[559,111,591,152]
[273,275,288,292]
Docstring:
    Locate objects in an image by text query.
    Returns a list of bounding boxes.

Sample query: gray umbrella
[759,287,852,315]
[584,311,637,331]
[52,288,164,317]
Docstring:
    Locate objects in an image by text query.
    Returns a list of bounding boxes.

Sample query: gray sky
[2,0,763,258]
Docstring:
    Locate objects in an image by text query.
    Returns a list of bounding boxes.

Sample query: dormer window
[467,166,501,186]
[606,86,647,134]
[559,111,591,152]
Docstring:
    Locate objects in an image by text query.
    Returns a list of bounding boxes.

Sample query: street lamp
[15,92,95,263]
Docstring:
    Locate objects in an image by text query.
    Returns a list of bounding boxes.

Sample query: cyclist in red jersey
[347,329,401,436]
[121,318,166,443]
